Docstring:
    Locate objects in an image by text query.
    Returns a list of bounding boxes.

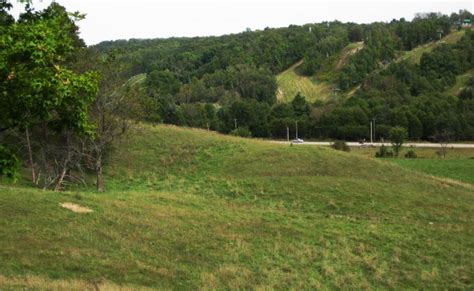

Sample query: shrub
[230,128,252,138]
[331,141,350,152]
[435,147,448,159]
[404,150,417,159]
[0,144,19,182]
[389,127,408,157]
[375,145,393,158]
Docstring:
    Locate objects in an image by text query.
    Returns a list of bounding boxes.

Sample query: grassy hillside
[126,73,147,87]
[333,41,365,70]
[447,69,473,96]
[1,125,473,289]
[276,61,333,103]
[276,42,364,103]
[396,29,467,64]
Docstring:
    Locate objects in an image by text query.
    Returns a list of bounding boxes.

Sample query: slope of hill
[277,30,467,104]
[277,29,468,103]
[276,42,364,103]
[1,124,473,289]
[447,69,473,96]
[396,29,466,64]
[276,61,332,103]
[126,73,147,87]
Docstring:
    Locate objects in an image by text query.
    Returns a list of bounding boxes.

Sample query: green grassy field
[1,125,473,289]
[351,146,474,184]
[390,158,474,185]
[351,146,474,160]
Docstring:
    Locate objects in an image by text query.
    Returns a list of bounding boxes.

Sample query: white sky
[10,0,473,46]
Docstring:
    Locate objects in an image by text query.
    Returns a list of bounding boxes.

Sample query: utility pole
[234,118,237,129]
[370,121,373,144]
[372,118,376,142]
[286,126,289,142]
[295,121,299,140]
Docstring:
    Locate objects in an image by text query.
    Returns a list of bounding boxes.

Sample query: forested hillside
[92,11,473,141]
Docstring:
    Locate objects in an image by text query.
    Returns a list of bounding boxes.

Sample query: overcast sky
[10,0,473,45]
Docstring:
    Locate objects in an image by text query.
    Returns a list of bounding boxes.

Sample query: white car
[292,138,304,144]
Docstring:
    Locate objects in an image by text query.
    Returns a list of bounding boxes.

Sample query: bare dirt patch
[335,42,364,70]
[60,202,93,213]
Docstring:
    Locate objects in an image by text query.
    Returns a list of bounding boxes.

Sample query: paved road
[271,141,474,149]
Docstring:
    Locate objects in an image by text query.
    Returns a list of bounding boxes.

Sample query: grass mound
[1,124,473,289]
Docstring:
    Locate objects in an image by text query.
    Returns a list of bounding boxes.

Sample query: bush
[375,145,393,158]
[230,128,252,138]
[389,127,408,157]
[404,150,417,159]
[435,147,448,159]
[0,144,18,182]
[331,141,350,152]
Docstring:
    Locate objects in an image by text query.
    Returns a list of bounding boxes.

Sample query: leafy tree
[406,112,423,140]
[270,103,294,119]
[0,2,97,132]
[0,0,13,25]
[218,99,270,137]
[147,69,181,96]
[348,26,363,42]
[389,127,408,157]
[0,1,98,183]
[176,78,209,103]
[229,65,277,104]
[301,50,323,76]
[291,93,311,117]
[81,51,144,192]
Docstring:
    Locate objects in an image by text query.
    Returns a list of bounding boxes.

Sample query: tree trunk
[25,128,36,184]
[54,131,72,192]
[54,166,67,192]
[96,153,104,192]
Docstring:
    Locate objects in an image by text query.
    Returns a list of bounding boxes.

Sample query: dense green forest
[92,10,474,141]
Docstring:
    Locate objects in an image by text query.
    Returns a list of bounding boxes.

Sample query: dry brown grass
[60,202,93,213]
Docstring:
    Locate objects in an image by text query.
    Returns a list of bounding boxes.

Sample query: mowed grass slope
[1,124,473,289]
[276,42,364,103]
[276,61,333,103]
